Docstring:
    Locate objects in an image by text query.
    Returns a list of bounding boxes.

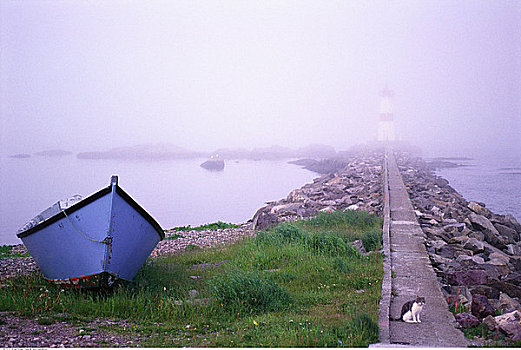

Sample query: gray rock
[489,251,511,265]
[471,285,501,300]
[457,254,485,266]
[495,310,521,341]
[494,223,519,243]
[449,270,487,286]
[455,312,481,328]
[468,230,485,241]
[471,293,496,319]
[488,279,521,299]
[468,201,492,218]
[469,213,507,249]
[505,214,521,233]
[499,292,521,313]
[480,262,509,280]
[434,176,449,188]
[252,209,279,231]
[507,244,521,256]
[463,237,485,253]
[483,315,497,331]
[350,240,368,255]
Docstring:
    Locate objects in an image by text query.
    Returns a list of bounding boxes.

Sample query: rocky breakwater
[252,151,384,231]
[396,151,521,344]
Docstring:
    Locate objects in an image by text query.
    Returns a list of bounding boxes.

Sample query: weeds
[169,221,240,232]
[0,245,29,259]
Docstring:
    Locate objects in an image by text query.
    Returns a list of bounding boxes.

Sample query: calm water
[0,156,317,245]
[433,153,521,222]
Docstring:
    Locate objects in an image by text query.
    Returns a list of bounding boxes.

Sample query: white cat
[391,296,425,323]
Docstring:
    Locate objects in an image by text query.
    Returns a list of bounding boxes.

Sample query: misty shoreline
[8,143,339,162]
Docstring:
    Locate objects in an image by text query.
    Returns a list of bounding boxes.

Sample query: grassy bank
[0,211,383,347]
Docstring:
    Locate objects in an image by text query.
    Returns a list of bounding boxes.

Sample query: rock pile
[150,224,255,257]
[252,151,384,231]
[396,151,521,344]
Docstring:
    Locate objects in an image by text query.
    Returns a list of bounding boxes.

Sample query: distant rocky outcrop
[425,157,473,170]
[34,150,72,157]
[8,153,31,159]
[200,159,225,171]
[77,143,205,160]
[288,158,350,174]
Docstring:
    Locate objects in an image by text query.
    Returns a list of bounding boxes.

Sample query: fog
[1,1,520,157]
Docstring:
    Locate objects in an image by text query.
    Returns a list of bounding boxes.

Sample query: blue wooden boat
[17,176,164,288]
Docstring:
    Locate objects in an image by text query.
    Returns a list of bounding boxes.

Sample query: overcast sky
[1,0,520,156]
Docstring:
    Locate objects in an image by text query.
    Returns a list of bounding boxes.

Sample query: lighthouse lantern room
[377,86,396,142]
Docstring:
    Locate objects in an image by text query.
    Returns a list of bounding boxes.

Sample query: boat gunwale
[17,184,164,240]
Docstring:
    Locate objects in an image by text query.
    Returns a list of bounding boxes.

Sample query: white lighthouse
[377,86,396,142]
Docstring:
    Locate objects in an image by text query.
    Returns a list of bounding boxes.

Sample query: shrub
[273,223,306,243]
[255,223,306,246]
[361,229,382,252]
[210,270,291,312]
[307,232,348,256]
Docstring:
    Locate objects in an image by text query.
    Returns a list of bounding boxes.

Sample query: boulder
[489,251,511,265]
[468,201,492,218]
[494,223,519,243]
[469,213,507,249]
[470,285,501,300]
[507,244,521,256]
[456,254,485,266]
[455,312,481,328]
[468,230,485,241]
[471,293,496,319]
[434,176,449,188]
[463,237,485,253]
[270,203,302,214]
[482,315,497,331]
[350,240,368,255]
[252,209,279,231]
[505,214,521,233]
[488,279,521,299]
[480,263,509,280]
[510,257,521,271]
[449,270,487,286]
[495,310,521,341]
[499,292,521,313]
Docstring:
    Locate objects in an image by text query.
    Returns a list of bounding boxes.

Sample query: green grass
[0,211,383,347]
[168,221,240,232]
[0,245,29,259]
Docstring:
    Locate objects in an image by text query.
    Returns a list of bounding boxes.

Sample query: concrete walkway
[375,149,468,347]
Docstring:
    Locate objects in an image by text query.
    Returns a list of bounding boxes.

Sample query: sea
[429,152,521,223]
[2,151,520,246]
[0,155,317,245]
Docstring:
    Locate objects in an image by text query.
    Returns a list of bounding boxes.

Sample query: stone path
[375,149,469,347]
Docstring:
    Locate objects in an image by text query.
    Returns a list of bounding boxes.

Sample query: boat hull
[17,177,164,287]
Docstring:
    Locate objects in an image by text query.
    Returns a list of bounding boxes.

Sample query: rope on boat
[62,210,111,244]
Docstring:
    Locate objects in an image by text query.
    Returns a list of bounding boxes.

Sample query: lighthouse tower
[377,86,396,142]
